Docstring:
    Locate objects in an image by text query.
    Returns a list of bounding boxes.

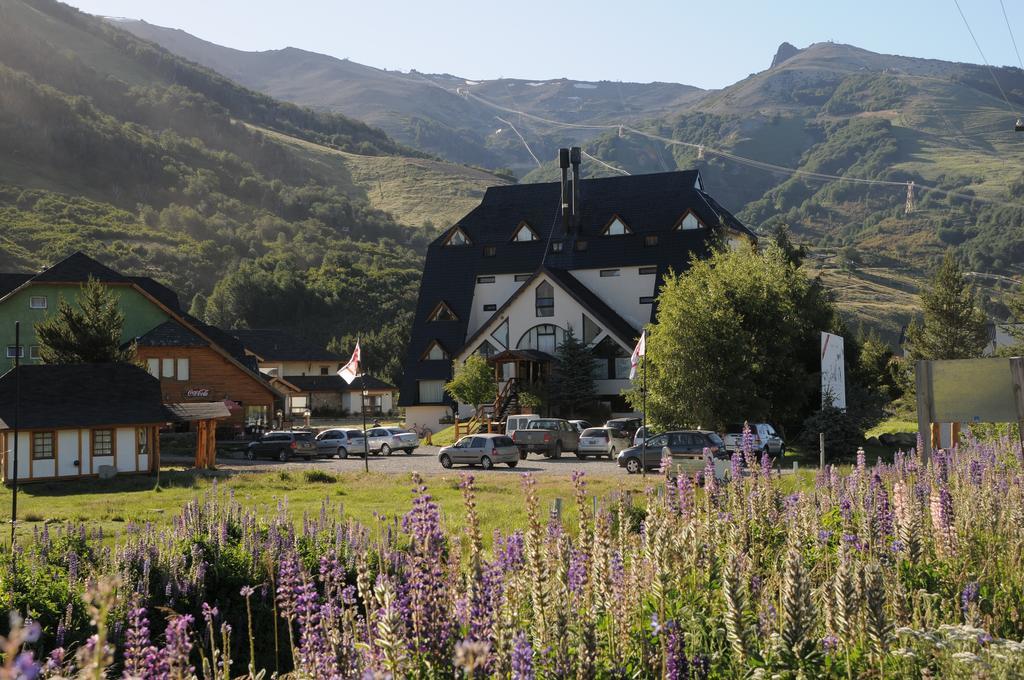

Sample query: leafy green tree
[445,355,496,413]
[630,244,838,430]
[548,327,597,415]
[906,251,988,360]
[35,278,135,364]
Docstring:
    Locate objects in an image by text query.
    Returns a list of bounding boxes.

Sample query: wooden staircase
[453,380,519,440]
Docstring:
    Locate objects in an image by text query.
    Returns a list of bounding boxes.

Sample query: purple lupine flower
[961,581,980,614]
[676,473,692,515]
[277,551,302,621]
[760,449,772,477]
[511,632,534,680]
[164,614,195,678]
[13,651,39,680]
[665,622,689,680]
[839,497,853,522]
[689,653,710,680]
[730,451,742,481]
[124,604,159,679]
[567,548,588,599]
[817,529,833,545]
[821,634,839,654]
[201,602,218,624]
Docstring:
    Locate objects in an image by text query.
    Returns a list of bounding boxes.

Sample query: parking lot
[167,445,634,476]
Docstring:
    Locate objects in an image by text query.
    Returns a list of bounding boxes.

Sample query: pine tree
[548,327,597,415]
[906,251,988,360]
[35,277,135,364]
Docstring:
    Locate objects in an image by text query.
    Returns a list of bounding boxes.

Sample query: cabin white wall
[405,405,450,432]
[569,267,657,331]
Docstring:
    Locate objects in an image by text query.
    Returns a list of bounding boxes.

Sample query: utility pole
[361,375,369,474]
[10,321,20,549]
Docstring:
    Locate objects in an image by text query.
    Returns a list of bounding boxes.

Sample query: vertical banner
[820,331,846,409]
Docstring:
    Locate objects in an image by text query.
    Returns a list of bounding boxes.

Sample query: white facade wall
[405,405,451,432]
[568,267,658,331]
[466,274,530,338]
[3,426,153,481]
[259,359,342,377]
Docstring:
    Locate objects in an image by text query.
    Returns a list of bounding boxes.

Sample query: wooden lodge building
[400,148,756,429]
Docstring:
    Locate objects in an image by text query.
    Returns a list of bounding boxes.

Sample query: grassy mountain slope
[0,0,508,368]
[110,18,706,174]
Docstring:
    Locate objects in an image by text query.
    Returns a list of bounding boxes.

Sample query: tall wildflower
[511,632,534,680]
[930,485,956,555]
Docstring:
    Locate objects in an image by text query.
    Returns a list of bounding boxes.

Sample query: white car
[365,427,419,455]
[722,423,785,456]
[577,427,631,459]
[314,428,366,458]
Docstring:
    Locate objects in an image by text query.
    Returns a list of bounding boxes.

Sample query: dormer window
[676,210,706,231]
[602,215,631,236]
[512,221,539,242]
[444,227,471,246]
[421,340,450,361]
[427,301,458,322]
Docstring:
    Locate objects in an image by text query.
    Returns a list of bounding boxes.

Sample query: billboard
[821,332,846,409]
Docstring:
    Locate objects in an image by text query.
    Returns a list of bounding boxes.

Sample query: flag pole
[10,321,20,550]
[361,373,369,474]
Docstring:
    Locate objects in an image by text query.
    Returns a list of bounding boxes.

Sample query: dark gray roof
[285,374,394,392]
[232,329,342,362]
[30,251,128,283]
[399,169,750,406]
[0,363,167,430]
[0,274,31,298]
[135,321,209,348]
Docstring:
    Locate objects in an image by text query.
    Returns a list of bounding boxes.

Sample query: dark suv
[246,431,318,461]
[605,417,643,440]
[616,430,725,474]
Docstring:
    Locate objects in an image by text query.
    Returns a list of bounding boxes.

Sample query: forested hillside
[0,0,508,384]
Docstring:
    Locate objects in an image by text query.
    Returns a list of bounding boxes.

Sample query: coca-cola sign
[185,387,210,399]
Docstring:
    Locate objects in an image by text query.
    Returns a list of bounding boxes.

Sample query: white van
[505,414,540,437]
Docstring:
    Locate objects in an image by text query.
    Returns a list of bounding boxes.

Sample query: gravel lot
[166,445,633,477]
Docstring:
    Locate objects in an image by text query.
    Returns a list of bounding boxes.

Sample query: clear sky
[68,0,1024,89]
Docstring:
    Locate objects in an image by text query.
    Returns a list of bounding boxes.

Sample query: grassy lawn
[1,467,656,547]
[865,417,918,438]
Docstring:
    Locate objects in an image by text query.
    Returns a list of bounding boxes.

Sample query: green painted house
[0,253,175,372]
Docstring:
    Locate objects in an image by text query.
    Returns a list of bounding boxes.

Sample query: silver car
[578,427,631,459]
[314,429,366,459]
[365,427,419,455]
[438,434,520,470]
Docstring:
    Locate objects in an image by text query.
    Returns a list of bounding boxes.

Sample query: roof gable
[135,320,209,348]
[231,329,342,362]
[32,251,128,284]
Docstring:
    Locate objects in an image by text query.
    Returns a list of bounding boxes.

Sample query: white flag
[629,331,646,380]
[338,340,361,384]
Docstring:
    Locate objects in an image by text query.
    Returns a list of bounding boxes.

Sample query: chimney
[559,148,571,233]
[570,146,581,230]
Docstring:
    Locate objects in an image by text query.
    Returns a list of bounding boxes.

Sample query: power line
[952,0,1020,117]
[1000,0,1024,71]
[495,115,541,167]
[581,149,630,175]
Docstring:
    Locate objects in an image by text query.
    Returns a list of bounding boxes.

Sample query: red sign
[185,387,210,398]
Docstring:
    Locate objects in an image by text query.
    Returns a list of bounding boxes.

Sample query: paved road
[166,446,632,477]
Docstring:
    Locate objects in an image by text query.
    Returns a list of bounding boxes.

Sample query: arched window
[517,324,565,354]
[602,215,631,236]
[512,221,539,242]
[535,281,554,317]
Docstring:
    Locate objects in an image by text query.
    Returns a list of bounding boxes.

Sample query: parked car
[577,427,631,459]
[616,430,726,474]
[365,427,419,455]
[605,417,643,440]
[513,418,580,458]
[569,419,593,434]
[505,414,540,438]
[438,434,520,470]
[246,431,318,462]
[314,429,366,458]
[722,423,785,456]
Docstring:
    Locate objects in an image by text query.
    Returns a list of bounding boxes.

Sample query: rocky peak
[771,42,802,68]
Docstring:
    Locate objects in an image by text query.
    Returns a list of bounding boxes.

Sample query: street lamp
[361,380,369,473]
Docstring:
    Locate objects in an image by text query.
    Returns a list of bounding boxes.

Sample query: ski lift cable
[952,0,1020,117]
[999,0,1024,71]
[464,85,1024,209]
[495,115,542,167]
[581,149,631,175]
